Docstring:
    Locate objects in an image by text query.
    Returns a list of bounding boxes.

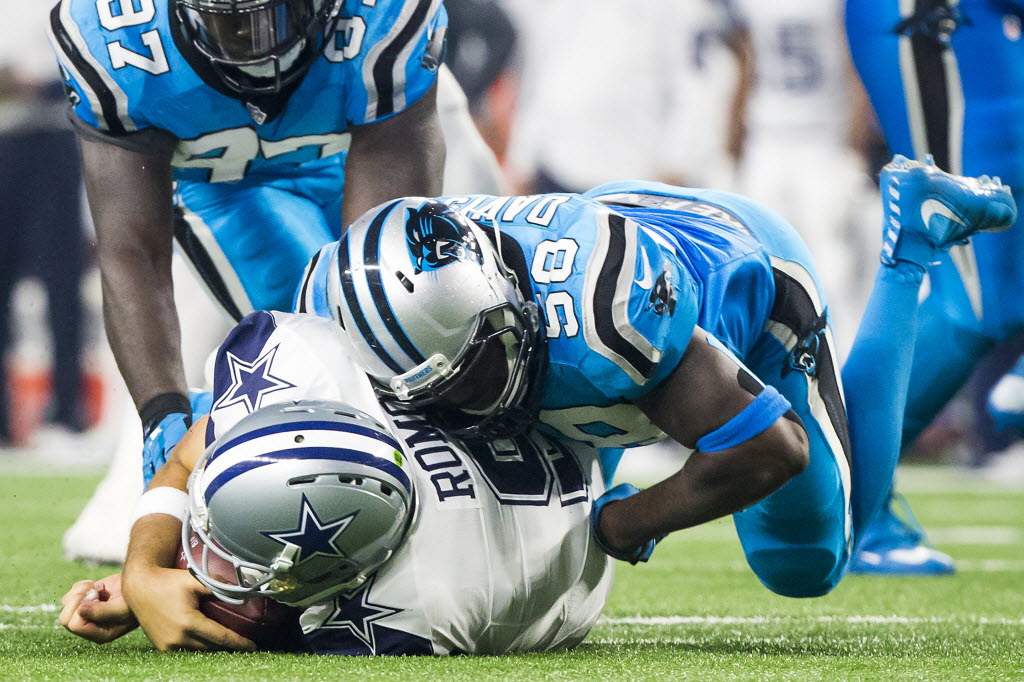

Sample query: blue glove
[142,412,189,487]
[189,389,214,420]
[140,390,214,488]
[590,482,662,565]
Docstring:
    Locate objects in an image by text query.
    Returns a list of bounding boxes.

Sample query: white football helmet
[326,198,544,439]
[183,400,416,608]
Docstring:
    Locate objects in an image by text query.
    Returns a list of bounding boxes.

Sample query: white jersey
[505,0,741,189]
[734,0,851,144]
[206,310,613,655]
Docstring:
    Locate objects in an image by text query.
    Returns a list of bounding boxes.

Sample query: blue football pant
[646,187,927,598]
[172,159,345,320]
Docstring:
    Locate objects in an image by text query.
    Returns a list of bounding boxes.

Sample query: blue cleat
[879,154,1017,268]
[850,492,955,576]
[988,355,1024,433]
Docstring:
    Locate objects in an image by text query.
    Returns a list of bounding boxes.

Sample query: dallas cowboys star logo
[321,576,403,652]
[262,495,358,564]
[213,344,295,413]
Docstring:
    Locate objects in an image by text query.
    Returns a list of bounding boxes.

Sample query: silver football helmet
[183,400,416,608]
[176,0,343,94]
[327,198,544,439]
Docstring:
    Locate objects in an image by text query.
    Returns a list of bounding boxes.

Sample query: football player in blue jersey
[846,0,1024,575]
[304,158,1015,598]
[48,0,448,486]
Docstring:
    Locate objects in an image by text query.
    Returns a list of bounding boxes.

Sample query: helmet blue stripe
[215,419,403,459]
[364,204,427,366]
[338,204,406,374]
[204,446,412,503]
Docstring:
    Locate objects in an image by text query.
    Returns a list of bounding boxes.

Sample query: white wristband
[131,486,189,526]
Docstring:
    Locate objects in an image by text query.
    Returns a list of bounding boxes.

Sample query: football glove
[590,482,662,565]
[141,390,214,488]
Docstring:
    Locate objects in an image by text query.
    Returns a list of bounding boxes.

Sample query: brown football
[176,532,305,652]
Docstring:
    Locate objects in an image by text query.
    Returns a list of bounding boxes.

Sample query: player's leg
[739,282,852,598]
[732,157,1014,596]
[173,162,344,319]
[989,352,1024,433]
[843,157,1015,537]
[847,272,989,575]
[900,260,994,448]
[845,0,1010,573]
[691,188,854,598]
[435,65,507,196]
[27,129,86,431]
[0,132,31,444]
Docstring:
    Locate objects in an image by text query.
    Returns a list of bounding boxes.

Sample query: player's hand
[59,573,138,644]
[123,567,256,652]
[591,483,663,565]
[142,413,190,488]
[141,391,213,487]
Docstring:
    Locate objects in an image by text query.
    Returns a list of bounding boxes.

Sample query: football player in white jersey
[58,310,612,655]
[732,0,877,353]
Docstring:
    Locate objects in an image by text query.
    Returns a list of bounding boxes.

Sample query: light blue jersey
[298,182,857,599]
[300,182,834,450]
[49,0,446,183]
[49,0,446,316]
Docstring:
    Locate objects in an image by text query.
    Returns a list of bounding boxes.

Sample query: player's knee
[747,546,843,598]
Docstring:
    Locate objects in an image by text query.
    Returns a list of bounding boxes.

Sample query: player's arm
[58,417,211,646]
[595,328,809,559]
[81,135,186,410]
[341,82,446,226]
[724,22,754,161]
[120,417,255,652]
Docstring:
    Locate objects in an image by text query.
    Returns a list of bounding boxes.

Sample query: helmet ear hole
[395,271,415,293]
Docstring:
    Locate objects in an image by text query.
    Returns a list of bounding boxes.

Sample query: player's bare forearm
[100,256,186,409]
[123,418,255,652]
[342,82,446,227]
[596,426,807,551]
[126,418,207,579]
[606,329,810,550]
[80,136,187,409]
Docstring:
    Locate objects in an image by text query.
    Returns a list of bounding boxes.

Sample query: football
[176,533,306,652]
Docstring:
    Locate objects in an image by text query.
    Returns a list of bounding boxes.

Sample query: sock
[842,260,926,539]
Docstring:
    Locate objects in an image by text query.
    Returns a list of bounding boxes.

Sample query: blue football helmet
[183,400,416,608]
[176,0,344,94]
[326,198,545,440]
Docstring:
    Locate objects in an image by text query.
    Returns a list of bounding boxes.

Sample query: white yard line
[0,604,57,613]
[600,615,1024,626]
[927,527,1024,544]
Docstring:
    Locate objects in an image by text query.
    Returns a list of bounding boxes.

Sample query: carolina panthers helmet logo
[648,271,677,317]
[405,203,482,274]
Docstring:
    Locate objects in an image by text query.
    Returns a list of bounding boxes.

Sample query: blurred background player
[846,0,1024,574]
[732,0,879,355]
[0,3,88,448]
[503,0,751,195]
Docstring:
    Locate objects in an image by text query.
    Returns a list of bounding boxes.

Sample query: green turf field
[3,464,1023,681]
